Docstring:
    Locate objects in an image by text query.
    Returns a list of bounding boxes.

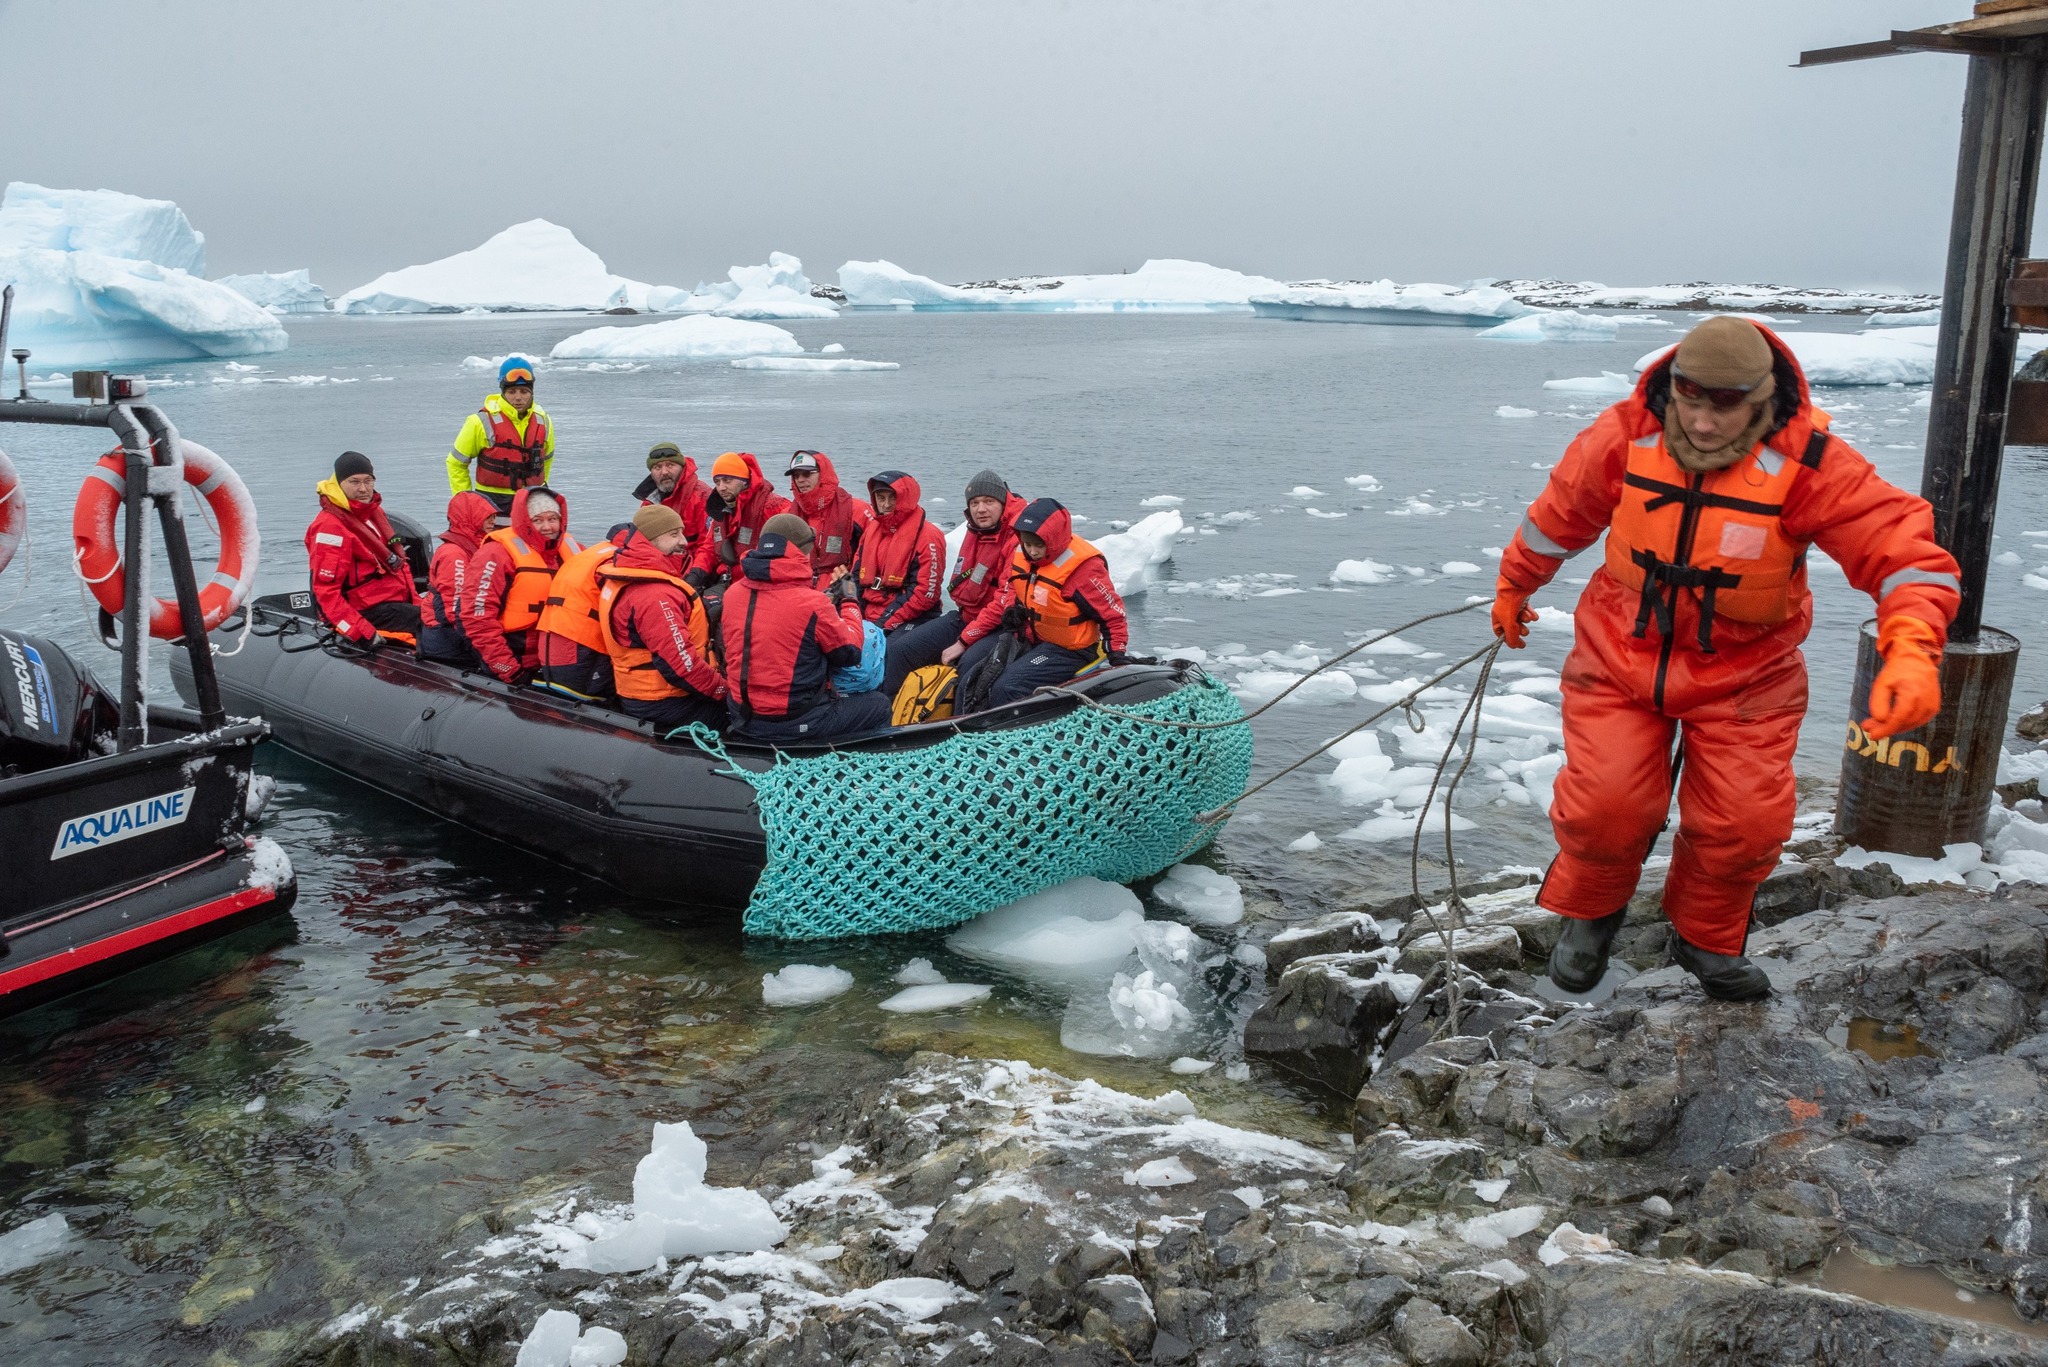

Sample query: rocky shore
[300,876,2048,1366]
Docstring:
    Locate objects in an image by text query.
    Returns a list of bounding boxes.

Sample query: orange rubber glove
[1862,615,1943,740]
[1492,580,1537,649]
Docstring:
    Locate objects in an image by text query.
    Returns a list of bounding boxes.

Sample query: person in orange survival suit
[1494,317,1960,1001]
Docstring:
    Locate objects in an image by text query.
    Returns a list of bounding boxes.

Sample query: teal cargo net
[686,676,1253,939]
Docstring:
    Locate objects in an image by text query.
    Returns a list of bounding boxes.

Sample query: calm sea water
[1,310,2043,1361]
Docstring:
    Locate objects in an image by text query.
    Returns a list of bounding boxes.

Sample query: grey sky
[0,1,1998,295]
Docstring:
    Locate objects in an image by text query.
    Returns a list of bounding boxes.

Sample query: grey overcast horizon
[0,1,2012,296]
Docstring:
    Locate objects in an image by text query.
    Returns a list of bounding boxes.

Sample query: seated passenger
[855,471,946,634]
[634,441,710,548]
[688,452,791,589]
[305,451,421,645]
[886,468,1024,695]
[420,491,500,668]
[536,525,633,700]
[599,505,727,732]
[785,449,872,579]
[466,487,580,685]
[720,514,891,743]
[954,498,1130,708]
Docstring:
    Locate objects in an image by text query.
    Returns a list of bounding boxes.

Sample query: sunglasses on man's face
[1671,370,1761,410]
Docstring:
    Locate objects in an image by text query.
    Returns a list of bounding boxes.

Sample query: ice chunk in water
[761,964,853,1005]
[1542,371,1633,395]
[1477,310,1620,342]
[1111,969,1193,1033]
[1126,1155,1197,1187]
[553,314,802,361]
[878,983,992,1012]
[893,957,946,985]
[0,1213,69,1276]
[948,878,1145,979]
[1286,831,1324,852]
[1062,920,1212,1057]
[1170,1056,1216,1074]
[570,1122,787,1272]
[1096,510,1181,594]
[1152,863,1245,926]
[1331,558,1399,585]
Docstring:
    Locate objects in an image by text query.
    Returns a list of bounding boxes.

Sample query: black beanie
[964,469,1008,504]
[334,451,374,481]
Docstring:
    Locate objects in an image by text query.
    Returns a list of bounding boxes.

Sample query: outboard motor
[386,510,433,594]
[0,629,117,775]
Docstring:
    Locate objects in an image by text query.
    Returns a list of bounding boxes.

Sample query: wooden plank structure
[1800,6,2039,856]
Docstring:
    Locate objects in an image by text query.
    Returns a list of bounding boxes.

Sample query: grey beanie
[964,469,1008,504]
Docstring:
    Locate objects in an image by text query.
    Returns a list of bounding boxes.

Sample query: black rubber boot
[1670,933,1771,1002]
[1547,908,1627,993]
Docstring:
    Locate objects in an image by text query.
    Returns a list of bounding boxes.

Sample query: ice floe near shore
[1499,278,1937,314]
[1476,309,1619,343]
[337,219,677,314]
[1250,279,1533,326]
[216,268,329,313]
[839,258,1284,312]
[0,182,287,366]
[1633,324,2043,387]
[551,314,802,361]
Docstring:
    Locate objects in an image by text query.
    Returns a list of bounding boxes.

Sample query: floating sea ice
[1495,405,1537,418]
[1111,969,1193,1032]
[1152,863,1245,926]
[1286,831,1324,852]
[567,1122,787,1272]
[1532,605,1575,632]
[947,878,1146,979]
[1476,310,1621,343]
[1340,800,1477,843]
[761,964,854,1005]
[1996,551,2021,566]
[0,1213,69,1276]
[878,983,992,1012]
[1289,486,1324,497]
[1233,669,1357,705]
[2023,573,2048,591]
[1344,473,1383,490]
[553,314,802,361]
[1305,508,1347,518]
[1097,510,1182,595]
[1125,1155,1197,1187]
[664,251,838,319]
[1542,371,1634,395]
[1331,557,1399,585]
[1441,561,1480,575]
[820,342,845,353]
[1324,732,1438,807]
[893,958,946,985]
[1387,497,1446,516]
[1140,494,1184,508]
[1062,920,1212,1057]
[1170,1057,1216,1074]
[731,356,898,371]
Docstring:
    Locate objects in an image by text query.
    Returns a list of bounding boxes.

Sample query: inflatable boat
[174,587,1253,939]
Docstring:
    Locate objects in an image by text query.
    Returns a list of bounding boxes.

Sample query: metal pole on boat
[135,404,224,728]
[1797,17,2041,856]
[107,404,153,750]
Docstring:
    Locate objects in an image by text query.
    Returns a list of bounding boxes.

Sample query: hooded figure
[536,523,638,700]
[305,451,421,644]
[690,451,792,587]
[880,470,1025,697]
[1494,317,1961,1001]
[854,471,947,631]
[465,487,581,683]
[786,450,874,576]
[419,490,500,666]
[951,497,1130,710]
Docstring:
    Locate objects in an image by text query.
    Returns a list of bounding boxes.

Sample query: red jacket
[720,535,867,719]
[789,452,875,576]
[305,477,417,642]
[467,487,573,682]
[953,490,1029,647]
[856,471,947,630]
[425,491,498,632]
[1499,324,1960,714]
[1004,501,1128,653]
[634,457,711,551]
[603,533,727,702]
[692,452,792,582]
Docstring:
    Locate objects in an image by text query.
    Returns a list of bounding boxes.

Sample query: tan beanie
[633,503,685,540]
[1673,317,1774,389]
[763,512,815,549]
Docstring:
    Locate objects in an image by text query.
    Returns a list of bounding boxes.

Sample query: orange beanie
[712,452,751,480]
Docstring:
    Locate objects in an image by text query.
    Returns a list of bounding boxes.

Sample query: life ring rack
[71,440,259,641]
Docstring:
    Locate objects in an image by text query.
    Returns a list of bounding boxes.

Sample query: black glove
[831,575,861,608]
[1107,650,1131,668]
[683,566,713,590]
[1000,603,1029,634]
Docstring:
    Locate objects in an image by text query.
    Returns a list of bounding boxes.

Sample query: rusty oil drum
[1834,620,2018,858]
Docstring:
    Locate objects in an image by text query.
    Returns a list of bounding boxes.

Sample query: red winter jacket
[603,532,727,702]
[856,471,947,630]
[467,487,573,682]
[720,535,867,719]
[789,452,875,576]
[692,452,792,582]
[634,456,711,551]
[305,477,417,642]
[425,491,498,632]
[953,490,1029,647]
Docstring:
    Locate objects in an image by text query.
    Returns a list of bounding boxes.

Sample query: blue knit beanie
[499,357,536,388]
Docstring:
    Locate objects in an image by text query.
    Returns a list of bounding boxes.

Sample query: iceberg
[1251,279,1532,326]
[839,258,1285,313]
[730,356,899,372]
[215,268,329,314]
[1499,278,1938,314]
[551,314,802,361]
[665,252,837,319]
[0,182,287,366]
[336,219,674,314]
[1476,310,1620,343]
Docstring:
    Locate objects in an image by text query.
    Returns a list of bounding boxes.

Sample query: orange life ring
[72,440,259,640]
[0,448,21,577]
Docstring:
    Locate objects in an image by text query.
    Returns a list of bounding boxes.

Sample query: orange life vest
[483,526,580,632]
[537,542,619,653]
[476,405,551,493]
[1008,535,1108,652]
[597,565,706,701]
[1603,425,1830,651]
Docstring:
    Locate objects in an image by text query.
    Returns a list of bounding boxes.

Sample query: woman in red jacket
[465,487,579,684]
[855,471,946,633]
[304,451,420,644]
[885,469,1024,696]
[953,498,1130,708]
[419,491,500,667]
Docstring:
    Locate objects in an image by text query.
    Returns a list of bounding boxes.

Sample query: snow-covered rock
[337,219,671,314]
[1476,309,1620,343]
[215,268,328,313]
[1250,279,1532,326]
[665,252,837,319]
[552,314,802,361]
[0,182,287,366]
[566,1122,787,1272]
[839,258,1284,313]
